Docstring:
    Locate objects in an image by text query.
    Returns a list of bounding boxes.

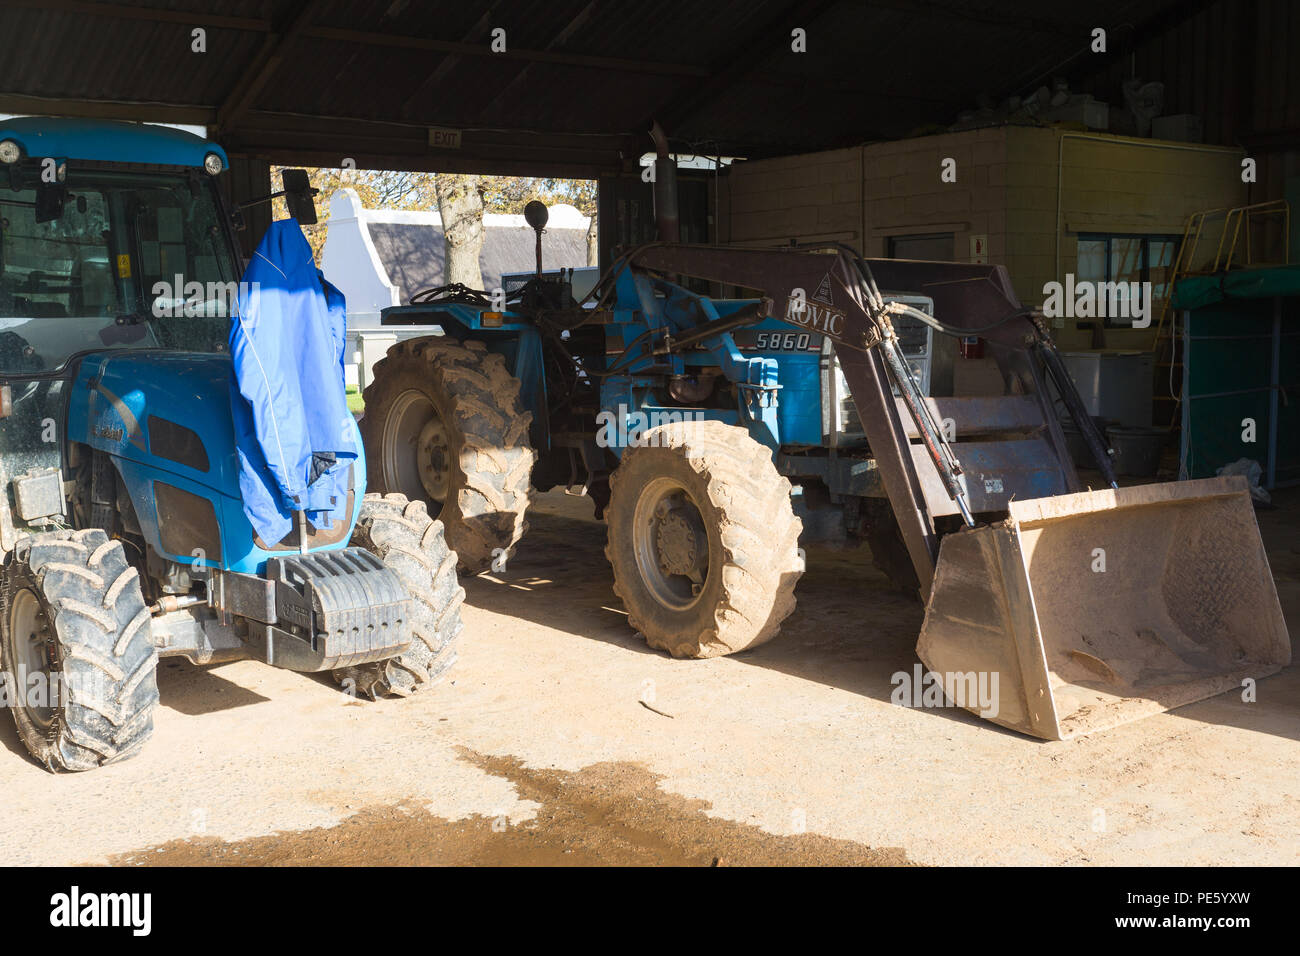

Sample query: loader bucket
[917,476,1290,740]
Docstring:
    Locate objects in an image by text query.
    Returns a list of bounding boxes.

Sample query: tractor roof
[0,116,227,170]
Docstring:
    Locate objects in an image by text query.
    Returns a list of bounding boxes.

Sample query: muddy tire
[335,493,464,699]
[0,529,158,771]
[362,337,534,574]
[605,420,804,658]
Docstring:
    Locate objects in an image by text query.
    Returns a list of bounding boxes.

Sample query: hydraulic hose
[1034,333,1120,489]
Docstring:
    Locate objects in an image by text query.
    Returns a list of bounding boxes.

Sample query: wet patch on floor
[105,749,911,866]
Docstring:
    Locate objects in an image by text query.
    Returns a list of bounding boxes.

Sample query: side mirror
[35,183,66,224]
[281,169,318,225]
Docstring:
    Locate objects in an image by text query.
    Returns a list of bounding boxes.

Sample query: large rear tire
[0,529,158,771]
[334,494,464,699]
[361,337,534,574]
[605,421,804,658]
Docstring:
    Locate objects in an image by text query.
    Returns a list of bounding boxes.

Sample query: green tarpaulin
[1172,265,1300,310]
[1174,266,1299,489]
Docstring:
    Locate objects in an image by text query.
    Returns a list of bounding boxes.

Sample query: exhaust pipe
[649,120,679,242]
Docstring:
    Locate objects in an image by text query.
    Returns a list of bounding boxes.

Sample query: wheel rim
[383,389,451,507]
[632,477,710,612]
[9,588,55,729]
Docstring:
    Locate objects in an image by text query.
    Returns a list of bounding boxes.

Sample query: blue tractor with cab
[0,117,462,772]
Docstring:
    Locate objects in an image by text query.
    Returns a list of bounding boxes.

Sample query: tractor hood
[72,350,246,496]
[68,348,364,575]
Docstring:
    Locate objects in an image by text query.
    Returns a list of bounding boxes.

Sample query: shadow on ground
[466,493,1001,736]
[465,489,1300,744]
[155,659,271,716]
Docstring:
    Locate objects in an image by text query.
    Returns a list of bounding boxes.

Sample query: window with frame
[1075,233,1180,328]
[888,232,955,261]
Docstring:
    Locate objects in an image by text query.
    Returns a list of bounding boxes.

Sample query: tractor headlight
[0,140,21,165]
[203,152,224,176]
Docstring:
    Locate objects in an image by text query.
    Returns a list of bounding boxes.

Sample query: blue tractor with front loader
[0,117,462,772]
[362,137,1289,740]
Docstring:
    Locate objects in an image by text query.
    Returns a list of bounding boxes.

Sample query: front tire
[0,529,158,771]
[361,337,535,573]
[605,421,804,658]
[335,494,464,699]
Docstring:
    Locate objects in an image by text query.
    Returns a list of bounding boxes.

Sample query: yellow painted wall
[721,126,1247,351]
[1006,127,1245,350]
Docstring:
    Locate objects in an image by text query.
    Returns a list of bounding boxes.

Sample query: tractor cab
[0,121,238,468]
[0,150,238,369]
[0,117,318,374]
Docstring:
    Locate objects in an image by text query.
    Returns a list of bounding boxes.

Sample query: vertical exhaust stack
[649,121,679,242]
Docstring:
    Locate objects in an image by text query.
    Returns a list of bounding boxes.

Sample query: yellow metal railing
[1214,199,1291,272]
[1151,199,1292,348]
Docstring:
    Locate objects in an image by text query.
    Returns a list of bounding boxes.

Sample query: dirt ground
[0,488,1296,867]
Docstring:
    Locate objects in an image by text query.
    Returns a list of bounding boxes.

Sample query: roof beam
[0,88,877,170]
[304,25,707,76]
[475,0,602,118]
[4,0,269,32]
[0,92,215,126]
[639,0,840,141]
[216,0,323,134]
[866,0,1093,37]
[221,109,630,176]
[399,4,508,118]
[4,0,709,77]
[759,71,954,103]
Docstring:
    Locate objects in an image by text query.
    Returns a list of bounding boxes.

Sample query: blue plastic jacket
[229,219,356,545]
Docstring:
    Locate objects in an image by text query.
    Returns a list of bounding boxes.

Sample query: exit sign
[427,127,462,149]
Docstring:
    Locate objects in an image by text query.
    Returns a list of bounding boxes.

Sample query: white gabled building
[320,188,593,386]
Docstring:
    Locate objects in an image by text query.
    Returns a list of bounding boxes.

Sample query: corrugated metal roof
[0,0,1195,175]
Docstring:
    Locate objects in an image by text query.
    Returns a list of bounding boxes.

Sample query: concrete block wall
[858,128,1008,271]
[719,125,1247,352]
[721,146,864,246]
[719,130,1008,267]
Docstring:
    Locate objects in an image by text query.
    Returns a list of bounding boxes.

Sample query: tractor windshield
[0,163,239,375]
